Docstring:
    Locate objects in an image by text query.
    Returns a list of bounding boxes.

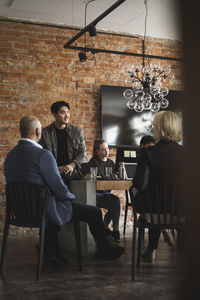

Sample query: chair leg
[137,226,143,268]
[131,214,137,280]
[142,227,145,249]
[0,221,9,272]
[123,190,129,235]
[73,221,82,271]
[36,221,46,280]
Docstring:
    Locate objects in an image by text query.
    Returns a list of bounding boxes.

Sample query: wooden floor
[0,229,184,300]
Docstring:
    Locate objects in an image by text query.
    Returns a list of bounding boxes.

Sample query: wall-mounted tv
[100,85,183,147]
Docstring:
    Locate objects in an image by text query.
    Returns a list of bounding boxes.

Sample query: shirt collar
[19,138,43,149]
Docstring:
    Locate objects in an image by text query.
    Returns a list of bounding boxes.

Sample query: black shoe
[46,249,68,266]
[111,230,120,243]
[95,245,125,260]
[47,255,68,266]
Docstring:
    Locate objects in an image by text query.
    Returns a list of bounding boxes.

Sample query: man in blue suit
[4,116,124,264]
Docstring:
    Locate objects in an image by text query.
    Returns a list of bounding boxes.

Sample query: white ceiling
[0,0,181,40]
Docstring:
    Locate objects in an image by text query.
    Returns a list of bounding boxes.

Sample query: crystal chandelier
[123,63,172,113]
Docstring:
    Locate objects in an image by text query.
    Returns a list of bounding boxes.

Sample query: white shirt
[20,138,43,149]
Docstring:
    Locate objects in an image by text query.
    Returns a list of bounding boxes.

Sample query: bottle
[119,162,126,180]
[118,162,123,179]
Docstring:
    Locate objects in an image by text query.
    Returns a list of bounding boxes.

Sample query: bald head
[19,116,41,141]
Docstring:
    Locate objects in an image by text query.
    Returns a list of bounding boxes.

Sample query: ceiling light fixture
[78,51,87,62]
[64,0,180,63]
[88,25,97,37]
[78,0,96,63]
[123,0,174,113]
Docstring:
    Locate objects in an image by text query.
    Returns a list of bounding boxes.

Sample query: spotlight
[88,25,97,37]
[78,52,87,62]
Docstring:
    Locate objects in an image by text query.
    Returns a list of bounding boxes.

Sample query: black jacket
[39,122,86,168]
[133,140,184,212]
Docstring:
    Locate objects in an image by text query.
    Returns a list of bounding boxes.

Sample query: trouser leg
[96,192,120,228]
[96,193,111,227]
[103,212,112,228]
[45,222,61,257]
[148,228,161,250]
[70,201,110,248]
[107,194,120,227]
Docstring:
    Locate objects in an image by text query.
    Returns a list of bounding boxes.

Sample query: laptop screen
[124,163,137,180]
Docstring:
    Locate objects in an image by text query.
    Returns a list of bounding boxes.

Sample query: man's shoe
[47,253,68,266]
[95,245,125,260]
[142,247,156,263]
[107,245,124,259]
[46,249,68,266]
[111,230,120,243]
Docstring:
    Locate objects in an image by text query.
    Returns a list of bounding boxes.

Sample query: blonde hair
[152,111,182,142]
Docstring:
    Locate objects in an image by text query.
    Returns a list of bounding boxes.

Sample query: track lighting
[78,52,87,62]
[88,25,97,37]
[78,51,96,63]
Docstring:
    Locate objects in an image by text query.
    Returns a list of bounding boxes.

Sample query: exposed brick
[0,20,183,228]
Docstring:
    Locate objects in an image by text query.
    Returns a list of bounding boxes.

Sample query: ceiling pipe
[66,45,181,62]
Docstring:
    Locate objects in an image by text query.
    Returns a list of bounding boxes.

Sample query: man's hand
[58,163,76,175]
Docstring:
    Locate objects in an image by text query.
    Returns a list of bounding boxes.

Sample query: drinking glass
[90,167,98,180]
[105,167,112,178]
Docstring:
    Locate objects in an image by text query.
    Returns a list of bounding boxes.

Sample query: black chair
[0,182,82,280]
[129,181,185,280]
[123,190,132,235]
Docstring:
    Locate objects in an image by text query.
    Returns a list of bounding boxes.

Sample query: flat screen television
[100,85,183,147]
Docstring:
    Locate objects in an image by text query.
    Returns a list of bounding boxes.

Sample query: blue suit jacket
[4,140,75,225]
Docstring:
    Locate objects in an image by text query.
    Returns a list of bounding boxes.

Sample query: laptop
[123,162,137,180]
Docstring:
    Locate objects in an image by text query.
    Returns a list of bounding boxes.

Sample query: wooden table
[96,179,133,191]
[96,179,134,235]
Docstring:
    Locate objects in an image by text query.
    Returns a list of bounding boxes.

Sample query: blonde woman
[133,111,184,261]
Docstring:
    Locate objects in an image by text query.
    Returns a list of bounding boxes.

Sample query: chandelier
[123,0,173,113]
[123,63,172,113]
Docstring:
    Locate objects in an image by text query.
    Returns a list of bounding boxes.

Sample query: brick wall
[0,20,183,231]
